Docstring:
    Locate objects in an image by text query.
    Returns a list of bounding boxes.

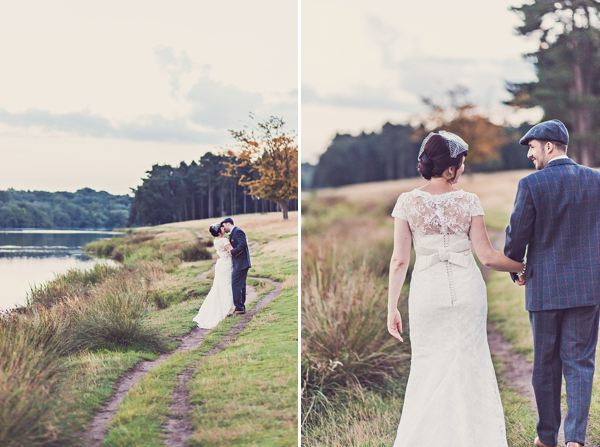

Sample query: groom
[504,119,600,447]
[221,217,251,315]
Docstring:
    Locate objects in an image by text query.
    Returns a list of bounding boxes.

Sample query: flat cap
[519,119,569,146]
[221,217,234,225]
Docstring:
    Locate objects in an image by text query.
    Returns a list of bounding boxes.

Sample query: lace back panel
[392,190,484,236]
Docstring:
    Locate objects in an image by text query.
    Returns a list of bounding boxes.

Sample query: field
[301,170,600,446]
[0,211,298,447]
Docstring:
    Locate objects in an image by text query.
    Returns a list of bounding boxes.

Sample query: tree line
[0,188,130,229]
[128,152,298,227]
[129,115,298,225]
[304,105,534,190]
[306,1,600,190]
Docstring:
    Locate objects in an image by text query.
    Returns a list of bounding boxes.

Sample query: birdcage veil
[418,130,468,160]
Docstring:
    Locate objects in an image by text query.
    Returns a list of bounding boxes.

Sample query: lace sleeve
[471,194,484,217]
[391,193,408,220]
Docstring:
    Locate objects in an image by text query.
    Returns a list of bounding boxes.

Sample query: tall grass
[302,236,410,425]
[0,260,168,447]
[0,315,73,447]
[27,263,119,308]
[66,272,168,353]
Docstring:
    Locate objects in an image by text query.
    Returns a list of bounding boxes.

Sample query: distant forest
[128,151,298,227]
[0,152,298,230]
[0,188,130,229]
[303,121,535,190]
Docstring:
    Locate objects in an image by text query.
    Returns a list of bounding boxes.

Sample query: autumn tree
[223,115,298,220]
[419,86,507,165]
[507,0,600,166]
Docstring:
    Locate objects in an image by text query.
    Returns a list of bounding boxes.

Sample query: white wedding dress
[192,237,234,329]
[391,189,507,447]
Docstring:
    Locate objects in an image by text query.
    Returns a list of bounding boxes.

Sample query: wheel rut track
[164,276,282,447]
[84,259,282,447]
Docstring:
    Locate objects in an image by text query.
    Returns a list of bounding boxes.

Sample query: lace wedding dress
[391,189,507,447]
[192,237,234,329]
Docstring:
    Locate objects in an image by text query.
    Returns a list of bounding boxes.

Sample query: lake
[0,230,122,310]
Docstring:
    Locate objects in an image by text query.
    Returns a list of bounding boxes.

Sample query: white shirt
[548,154,570,164]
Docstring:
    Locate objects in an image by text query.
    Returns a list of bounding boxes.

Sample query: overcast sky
[301,0,544,164]
[0,0,298,195]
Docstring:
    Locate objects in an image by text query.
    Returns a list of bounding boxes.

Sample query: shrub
[179,241,211,262]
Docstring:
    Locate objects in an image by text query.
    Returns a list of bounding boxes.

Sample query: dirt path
[83,263,273,447]
[481,232,536,411]
[164,276,282,447]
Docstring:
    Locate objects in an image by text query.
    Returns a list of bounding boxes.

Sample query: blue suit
[505,158,600,445]
[229,226,251,311]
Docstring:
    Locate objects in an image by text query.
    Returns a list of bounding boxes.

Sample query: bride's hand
[388,309,404,342]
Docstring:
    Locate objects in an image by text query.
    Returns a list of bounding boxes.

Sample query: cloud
[0,47,295,144]
[302,83,420,112]
[0,108,222,144]
[154,46,193,96]
[186,77,264,128]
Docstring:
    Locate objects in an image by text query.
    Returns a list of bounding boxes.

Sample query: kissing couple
[387,120,600,447]
[193,217,252,329]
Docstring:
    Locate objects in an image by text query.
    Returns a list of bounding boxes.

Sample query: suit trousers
[529,305,600,446]
[232,267,249,311]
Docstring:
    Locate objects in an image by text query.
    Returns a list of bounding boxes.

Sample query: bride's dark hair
[417,134,467,182]
[208,225,221,237]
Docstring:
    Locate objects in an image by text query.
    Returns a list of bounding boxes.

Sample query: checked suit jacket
[504,158,600,311]
[229,226,251,271]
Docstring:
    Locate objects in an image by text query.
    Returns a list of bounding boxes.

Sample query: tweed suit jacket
[504,158,600,311]
[229,226,251,271]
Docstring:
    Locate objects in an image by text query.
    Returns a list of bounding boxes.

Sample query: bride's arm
[469,215,524,273]
[387,217,412,342]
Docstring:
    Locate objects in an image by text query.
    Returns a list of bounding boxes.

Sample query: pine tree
[507,0,600,166]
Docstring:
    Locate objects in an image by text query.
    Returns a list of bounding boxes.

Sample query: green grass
[301,388,404,447]
[486,270,533,360]
[1,216,297,447]
[103,281,294,447]
[187,286,298,447]
[484,210,511,232]
[492,355,537,445]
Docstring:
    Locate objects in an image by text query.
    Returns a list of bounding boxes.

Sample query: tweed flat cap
[519,119,569,146]
[221,217,234,225]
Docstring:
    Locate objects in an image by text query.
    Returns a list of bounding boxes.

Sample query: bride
[193,223,234,329]
[387,131,525,446]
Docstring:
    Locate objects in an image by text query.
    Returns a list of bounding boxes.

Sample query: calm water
[0,230,122,310]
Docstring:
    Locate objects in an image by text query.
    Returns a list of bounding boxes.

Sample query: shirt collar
[548,155,570,164]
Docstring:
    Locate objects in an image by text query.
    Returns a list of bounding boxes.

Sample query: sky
[0,1,298,195]
[301,0,544,164]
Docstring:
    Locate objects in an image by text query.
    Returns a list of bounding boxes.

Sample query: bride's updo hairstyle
[417,134,467,182]
[208,223,221,237]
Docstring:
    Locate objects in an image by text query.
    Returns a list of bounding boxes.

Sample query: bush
[179,241,211,262]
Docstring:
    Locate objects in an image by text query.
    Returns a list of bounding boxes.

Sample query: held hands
[515,262,526,286]
[387,308,404,342]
